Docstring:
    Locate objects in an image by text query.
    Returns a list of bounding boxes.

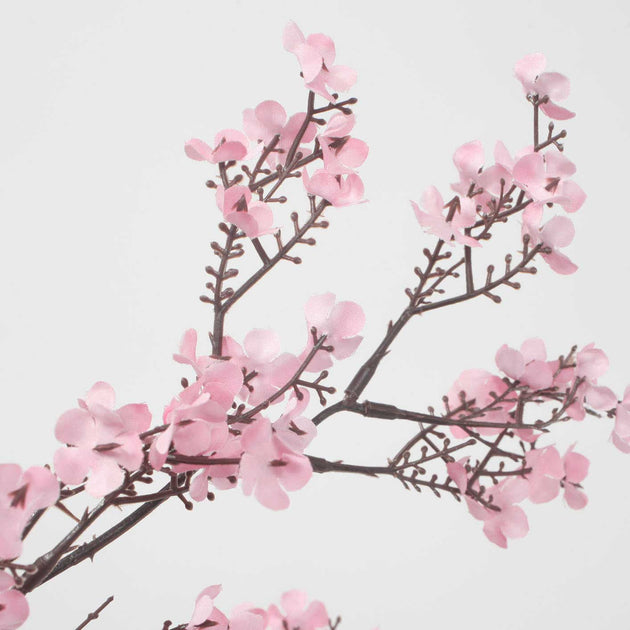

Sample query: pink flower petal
[514,53,547,92]
[184,138,213,161]
[244,329,281,364]
[53,447,92,486]
[564,484,588,509]
[495,345,525,379]
[328,301,365,338]
[305,293,335,329]
[282,22,305,53]
[85,456,124,498]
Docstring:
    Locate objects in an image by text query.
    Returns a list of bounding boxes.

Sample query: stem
[212,224,238,355]
[221,200,329,314]
[36,482,174,589]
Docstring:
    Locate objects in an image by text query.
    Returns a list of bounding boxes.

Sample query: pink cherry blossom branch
[20,468,150,594]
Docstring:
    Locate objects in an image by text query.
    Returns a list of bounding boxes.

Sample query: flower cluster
[4,22,630,630]
[440,338,621,547]
[185,586,330,630]
[411,54,584,276]
[185,20,367,235]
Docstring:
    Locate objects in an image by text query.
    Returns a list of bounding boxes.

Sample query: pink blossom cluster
[411,54,584,275]
[443,338,624,547]
[0,466,58,629]
[54,382,152,497]
[40,294,363,513]
[184,22,367,230]
[186,586,330,630]
[163,293,364,510]
[448,444,589,548]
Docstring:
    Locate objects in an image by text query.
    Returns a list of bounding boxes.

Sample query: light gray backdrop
[1,1,629,628]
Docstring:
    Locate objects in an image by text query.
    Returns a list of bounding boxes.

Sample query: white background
[1,1,630,628]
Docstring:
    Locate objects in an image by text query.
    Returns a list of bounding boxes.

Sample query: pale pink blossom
[303,293,365,371]
[188,436,243,501]
[267,590,329,630]
[283,22,356,101]
[451,141,512,202]
[173,329,212,377]
[411,187,479,247]
[187,585,228,630]
[514,53,575,120]
[495,338,554,390]
[525,445,589,509]
[243,100,288,145]
[239,418,312,510]
[613,386,630,453]
[522,208,578,275]
[273,391,317,453]
[302,169,365,207]
[216,185,275,238]
[242,101,317,168]
[151,350,243,469]
[564,344,618,420]
[0,465,59,560]
[54,382,151,497]
[229,604,267,630]
[466,477,529,548]
[446,458,469,494]
[318,113,368,175]
[223,330,300,406]
[513,149,584,212]
[152,379,232,468]
[0,572,29,630]
[185,129,249,164]
[446,369,515,438]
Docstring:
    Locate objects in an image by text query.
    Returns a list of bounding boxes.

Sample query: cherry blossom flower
[525,445,589,509]
[522,210,578,275]
[283,22,356,102]
[273,391,317,453]
[54,382,151,497]
[0,572,29,630]
[242,101,317,168]
[155,381,229,464]
[613,387,630,453]
[446,369,515,438]
[302,169,365,207]
[466,477,529,548]
[185,129,249,164]
[267,590,329,630]
[216,185,275,238]
[512,149,584,212]
[173,329,212,377]
[318,113,368,174]
[0,465,59,560]
[302,293,365,371]
[446,458,469,494]
[564,344,618,421]
[223,330,300,406]
[151,349,243,470]
[188,436,243,501]
[514,53,575,120]
[451,140,512,202]
[187,585,229,630]
[411,187,479,247]
[243,100,287,145]
[495,338,554,390]
[239,418,312,510]
[229,604,267,630]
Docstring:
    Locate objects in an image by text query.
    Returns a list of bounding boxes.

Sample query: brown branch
[75,595,114,630]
